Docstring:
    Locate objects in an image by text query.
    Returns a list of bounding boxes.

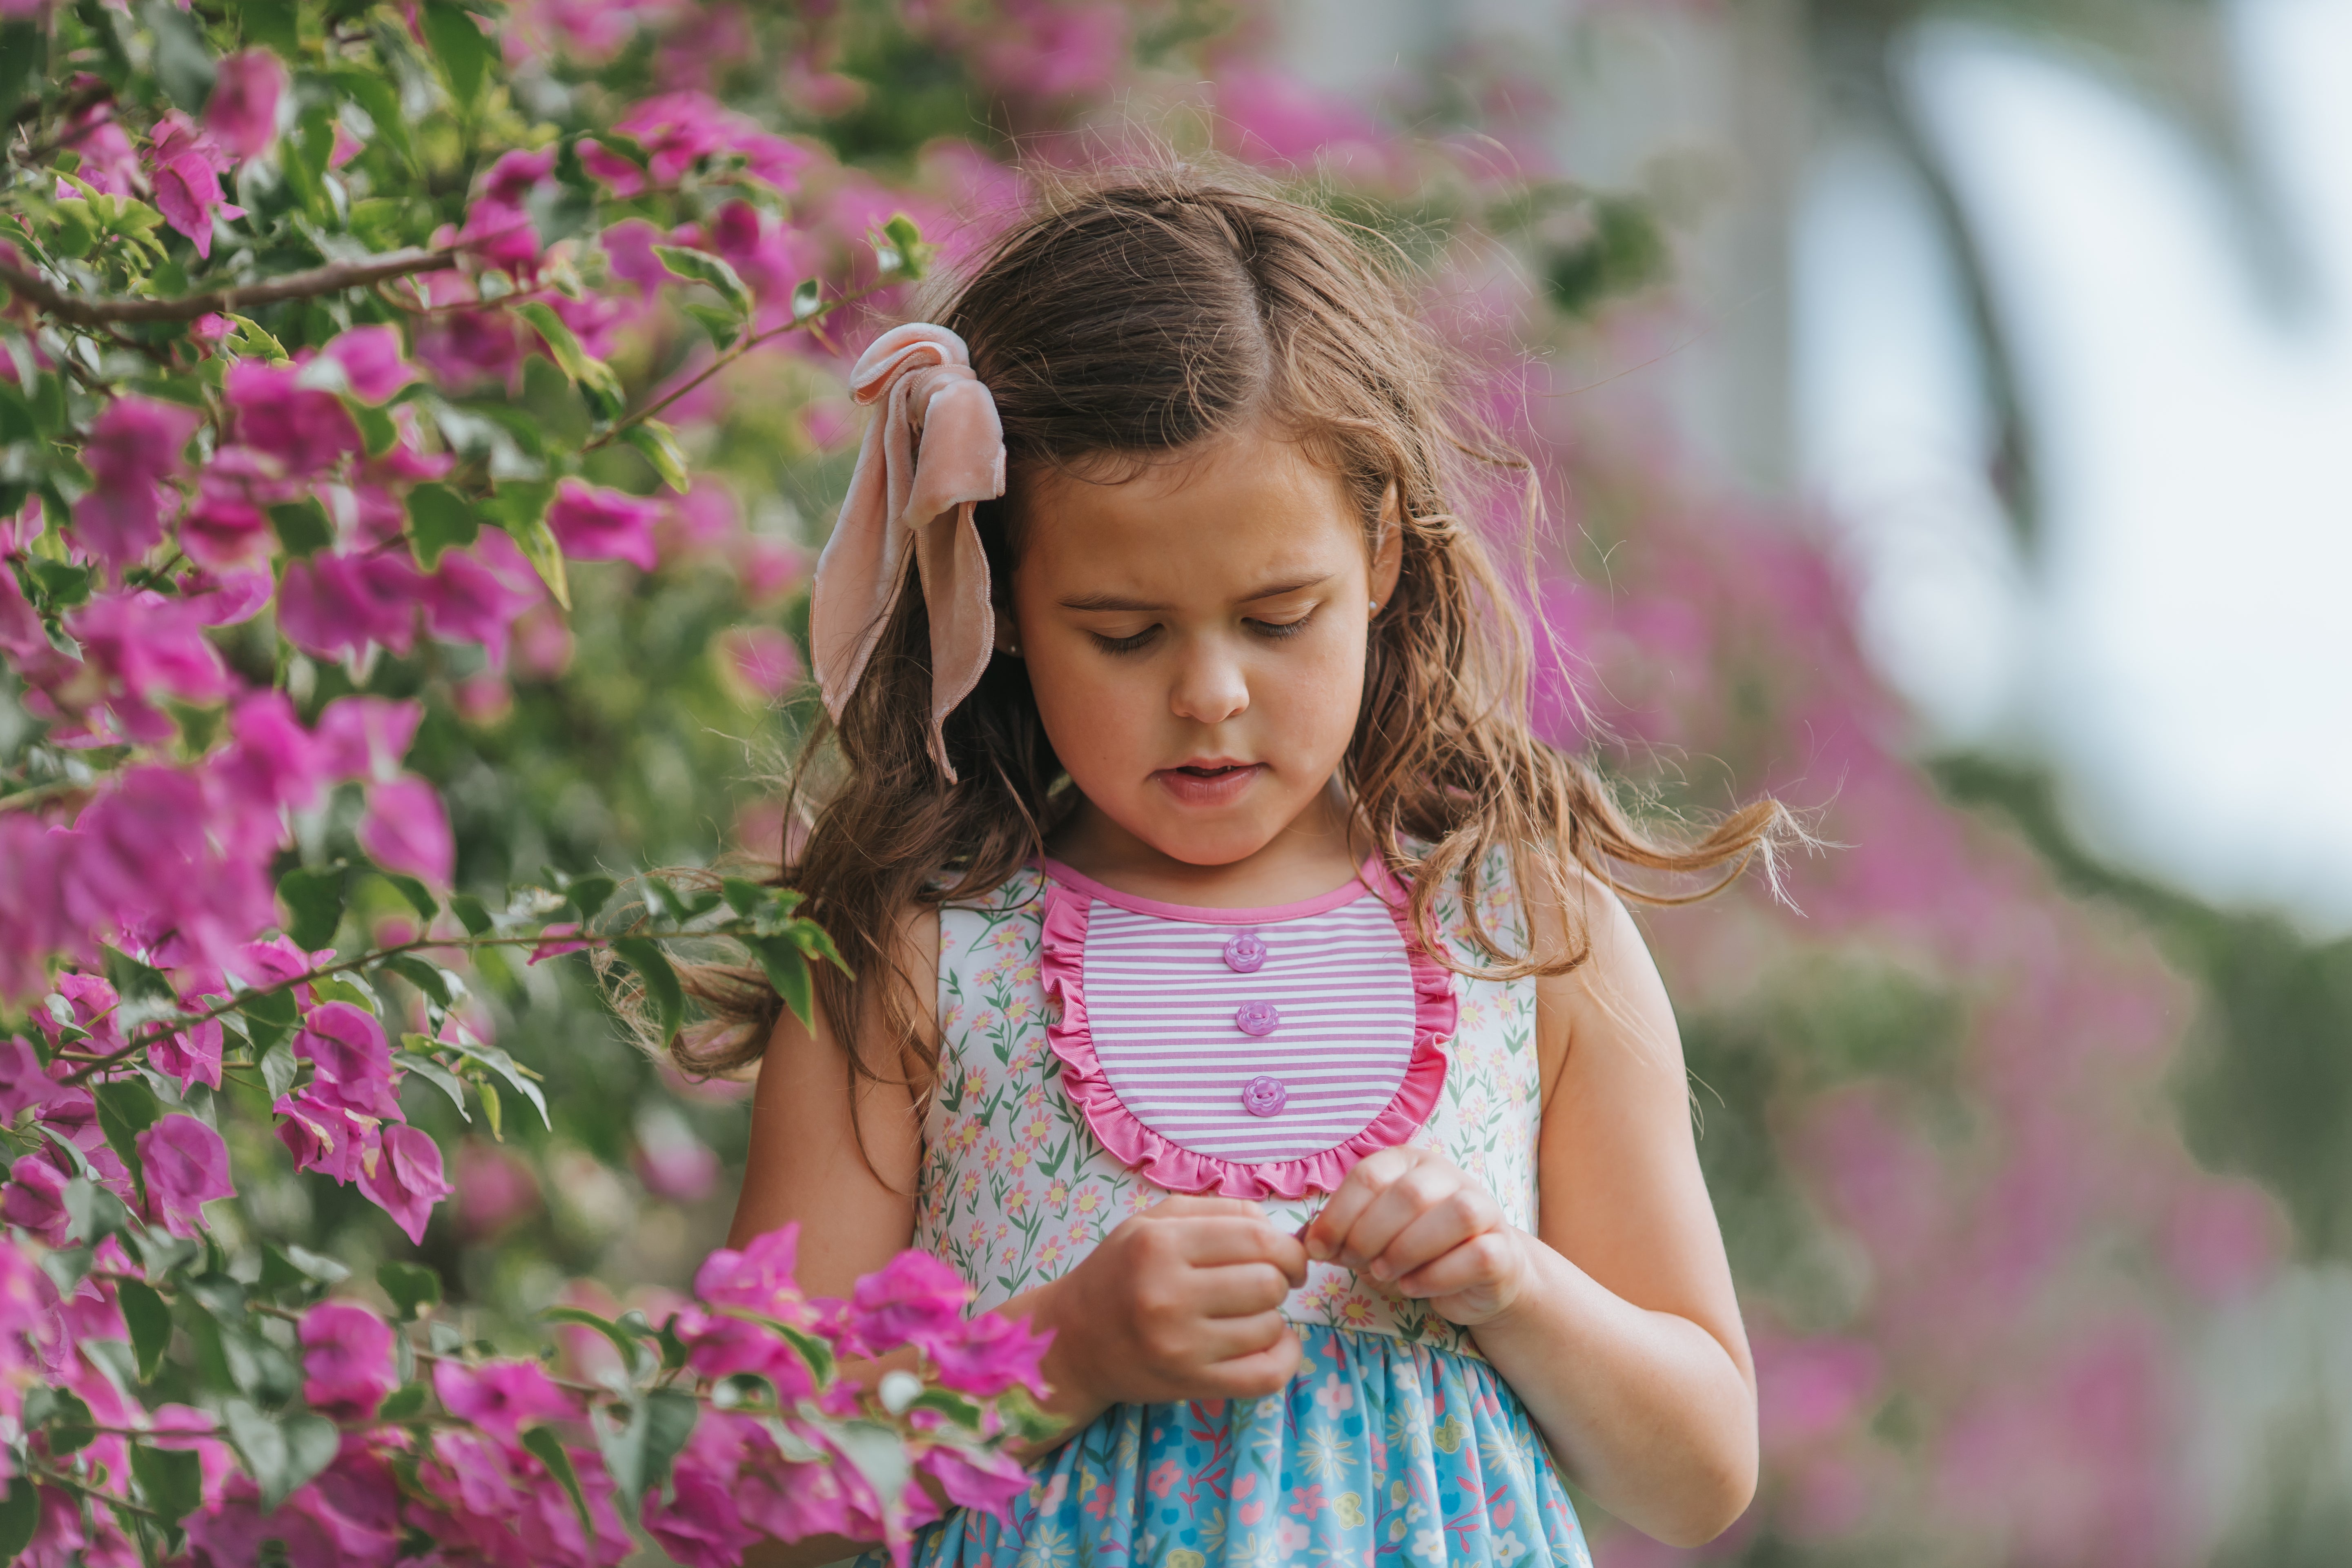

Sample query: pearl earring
[1368,599,1380,612]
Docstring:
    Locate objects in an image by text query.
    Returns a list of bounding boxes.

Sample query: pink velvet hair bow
[808,322,1007,780]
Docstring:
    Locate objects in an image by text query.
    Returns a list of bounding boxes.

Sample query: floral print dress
[883,856,1592,1568]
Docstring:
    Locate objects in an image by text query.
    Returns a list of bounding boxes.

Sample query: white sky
[1796,0,2352,932]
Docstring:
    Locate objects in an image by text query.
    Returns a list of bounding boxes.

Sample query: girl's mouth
[1154,762,1266,805]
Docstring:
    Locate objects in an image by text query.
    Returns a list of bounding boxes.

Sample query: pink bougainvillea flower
[209,690,327,815]
[1,1151,72,1246]
[58,98,142,197]
[635,1127,718,1204]
[300,1300,398,1417]
[718,626,800,706]
[919,1443,1033,1517]
[579,138,646,197]
[528,923,588,964]
[222,360,364,477]
[148,1404,237,1505]
[360,1122,453,1243]
[145,111,245,258]
[136,1113,236,1237]
[358,774,454,886]
[177,490,273,571]
[145,1014,224,1093]
[420,546,540,667]
[277,550,427,661]
[205,49,286,159]
[615,90,813,191]
[848,1250,971,1354]
[0,1035,63,1121]
[432,1356,577,1443]
[928,1307,1052,1398]
[460,192,541,277]
[546,478,663,571]
[327,118,362,169]
[71,396,200,568]
[453,1138,540,1238]
[693,1224,806,1316]
[273,1088,378,1185]
[481,145,557,204]
[176,563,275,627]
[316,695,423,782]
[644,1454,765,1568]
[322,324,420,403]
[292,1001,402,1120]
[972,0,1129,102]
[62,589,233,737]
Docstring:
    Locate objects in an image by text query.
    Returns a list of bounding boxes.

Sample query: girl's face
[1004,422,1401,870]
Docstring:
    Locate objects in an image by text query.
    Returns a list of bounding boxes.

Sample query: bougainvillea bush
[0,0,1069,1560]
[0,0,2292,1565]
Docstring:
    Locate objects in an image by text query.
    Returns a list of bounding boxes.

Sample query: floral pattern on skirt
[867,1325,1591,1568]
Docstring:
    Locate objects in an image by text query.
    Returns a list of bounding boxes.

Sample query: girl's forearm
[1466,1231,1757,1548]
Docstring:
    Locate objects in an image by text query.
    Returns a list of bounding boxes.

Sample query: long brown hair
[671,160,1794,1098]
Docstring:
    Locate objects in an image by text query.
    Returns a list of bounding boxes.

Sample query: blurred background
[292,2,2352,1563]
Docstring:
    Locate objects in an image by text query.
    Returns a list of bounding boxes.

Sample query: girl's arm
[1305,874,1757,1548]
[733,908,1307,1568]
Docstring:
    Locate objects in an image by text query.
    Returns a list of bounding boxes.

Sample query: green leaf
[42,1387,97,1454]
[223,1400,340,1513]
[0,1474,39,1559]
[405,481,481,570]
[443,1036,550,1127]
[143,0,219,114]
[419,0,491,109]
[653,245,753,318]
[564,874,617,923]
[877,212,931,281]
[382,873,439,923]
[719,878,768,918]
[118,1278,173,1381]
[0,379,36,442]
[258,1039,298,1098]
[376,1381,428,1420]
[478,1076,503,1140]
[682,302,742,352]
[239,987,299,1055]
[514,301,624,421]
[132,1442,206,1527]
[396,1045,470,1120]
[378,1260,443,1321]
[622,420,690,494]
[749,936,813,1030]
[0,27,48,133]
[103,944,183,1032]
[258,1242,348,1303]
[92,1080,161,1194]
[450,892,494,937]
[908,1387,984,1430]
[270,499,334,557]
[344,395,399,457]
[486,479,568,609]
[379,953,452,1007]
[278,865,346,951]
[542,1305,654,1380]
[522,1425,597,1546]
[237,0,299,53]
[612,937,684,1043]
[599,1386,699,1518]
[791,278,822,321]
[824,1417,914,1519]
[310,975,378,1013]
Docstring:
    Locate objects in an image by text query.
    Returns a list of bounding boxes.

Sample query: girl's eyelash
[1087,610,1314,654]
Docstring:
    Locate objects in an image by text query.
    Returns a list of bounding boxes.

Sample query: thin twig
[0,247,462,325]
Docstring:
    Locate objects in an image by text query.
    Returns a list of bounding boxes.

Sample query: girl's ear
[1370,483,1404,609]
[993,605,1023,660]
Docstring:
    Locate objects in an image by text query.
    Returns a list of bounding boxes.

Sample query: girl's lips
[1152,762,1266,806]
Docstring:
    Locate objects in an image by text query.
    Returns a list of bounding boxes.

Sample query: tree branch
[0,247,463,326]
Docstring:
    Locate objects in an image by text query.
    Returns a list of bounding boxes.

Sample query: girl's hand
[1304,1146,1531,1327]
[1039,1196,1309,1409]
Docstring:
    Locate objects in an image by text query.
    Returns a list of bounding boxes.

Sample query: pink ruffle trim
[1038,861,1456,1200]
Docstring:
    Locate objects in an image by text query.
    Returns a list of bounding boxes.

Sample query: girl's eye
[1089,627,1159,655]
[1247,612,1313,640]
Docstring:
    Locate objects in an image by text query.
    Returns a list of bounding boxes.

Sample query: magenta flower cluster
[0,1223,1048,1568]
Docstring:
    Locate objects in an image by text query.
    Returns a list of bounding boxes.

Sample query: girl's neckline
[1031,854,1384,925]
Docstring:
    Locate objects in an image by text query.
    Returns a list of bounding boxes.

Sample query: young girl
[719,166,1786,1568]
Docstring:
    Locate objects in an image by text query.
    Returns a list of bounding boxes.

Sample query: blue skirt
[890,1324,1592,1568]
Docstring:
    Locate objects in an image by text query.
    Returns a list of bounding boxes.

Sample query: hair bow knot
[808,322,1007,780]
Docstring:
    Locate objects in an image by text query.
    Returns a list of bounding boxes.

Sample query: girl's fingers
[1189,1261,1300,1319]
[1332,1161,1463,1276]
[1365,1189,1499,1283]
[1394,1229,1516,1301]
[1197,1325,1304,1399]
[1188,1308,1295,1367]
[1303,1147,1415,1261]
[1168,1217,1309,1280]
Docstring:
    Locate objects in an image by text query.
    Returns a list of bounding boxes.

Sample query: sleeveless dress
[883,855,1593,1568]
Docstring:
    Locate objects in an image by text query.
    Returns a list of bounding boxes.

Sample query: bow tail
[912,498,995,782]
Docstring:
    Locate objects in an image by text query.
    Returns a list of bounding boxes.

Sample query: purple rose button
[1241,1075,1288,1116]
[1234,1001,1281,1037]
[1222,930,1268,973]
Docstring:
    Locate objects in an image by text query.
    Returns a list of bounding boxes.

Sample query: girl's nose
[1169,640,1250,726]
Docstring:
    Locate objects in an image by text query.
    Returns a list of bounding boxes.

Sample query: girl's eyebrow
[1057,574,1333,612]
